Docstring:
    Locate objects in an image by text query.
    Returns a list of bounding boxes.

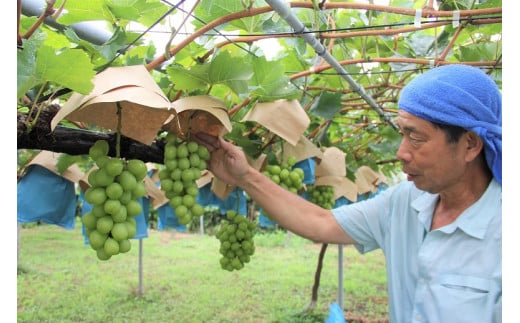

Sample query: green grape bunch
[81,140,148,261]
[306,184,335,210]
[158,133,210,225]
[215,210,257,271]
[262,155,304,194]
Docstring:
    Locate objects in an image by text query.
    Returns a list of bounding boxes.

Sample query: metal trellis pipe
[264,0,397,312]
[21,0,113,45]
[264,0,398,131]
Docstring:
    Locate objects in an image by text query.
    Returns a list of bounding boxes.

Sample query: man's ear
[464,131,484,162]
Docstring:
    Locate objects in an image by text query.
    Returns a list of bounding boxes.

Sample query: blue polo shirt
[332,179,501,323]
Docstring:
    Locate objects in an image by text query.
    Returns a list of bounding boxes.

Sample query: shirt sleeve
[331,184,399,254]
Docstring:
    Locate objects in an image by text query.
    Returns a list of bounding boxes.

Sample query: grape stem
[116,102,122,158]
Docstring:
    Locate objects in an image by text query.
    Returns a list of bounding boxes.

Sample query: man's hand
[194,132,251,187]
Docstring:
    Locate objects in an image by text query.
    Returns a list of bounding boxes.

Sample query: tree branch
[17,105,166,164]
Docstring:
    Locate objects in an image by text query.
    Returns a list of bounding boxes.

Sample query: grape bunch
[306,184,335,209]
[215,210,257,271]
[81,140,148,261]
[262,155,304,194]
[158,133,210,225]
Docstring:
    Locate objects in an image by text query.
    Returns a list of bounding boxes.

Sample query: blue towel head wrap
[398,64,502,184]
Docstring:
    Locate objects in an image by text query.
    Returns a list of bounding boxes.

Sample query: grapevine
[215,210,257,271]
[158,133,210,225]
[82,139,148,261]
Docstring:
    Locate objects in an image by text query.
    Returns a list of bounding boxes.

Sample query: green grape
[103,199,122,215]
[159,133,211,225]
[119,191,132,205]
[215,210,257,272]
[164,145,177,160]
[96,215,114,234]
[91,205,106,218]
[127,159,147,181]
[95,168,115,187]
[96,248,111,261]
[95,155,110,169]
[104,237,120,256]
[111,222,129,241]
[89,140,109,161]
[105,158,124,177]
[83,140,142,260]
[106,182,124,200]
[287,156,297,167]
[126,199,142,216]
[85,187,107,206]
[131,182,147,199]
[263,156,304,195]
[81,211,97,230]
[125,219,137,238]
[177,143,189,158]
[158,168,170,180]
[307,184,335,209]
[118,171,137,191]
[112,206,127,223]
[119,239,132,253]
[89,230,108,250]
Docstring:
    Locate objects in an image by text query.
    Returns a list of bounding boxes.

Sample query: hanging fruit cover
[51,65,175,145]
[241,99,310,146]
[355,166,388,195]
[311,146,358,203]
[164,95,232,139]
[143,175,169,209]
[315,146,347,177]
[280,135,323,165]
[26,150,84,184]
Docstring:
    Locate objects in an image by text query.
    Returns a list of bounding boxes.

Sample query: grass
[17,219,389,323]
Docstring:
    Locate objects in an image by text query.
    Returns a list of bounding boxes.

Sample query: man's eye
[409,137,422,144]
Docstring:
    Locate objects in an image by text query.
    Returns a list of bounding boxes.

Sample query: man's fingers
[194,132,219,151]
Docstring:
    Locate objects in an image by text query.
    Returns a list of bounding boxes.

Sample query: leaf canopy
[17,0,503,179]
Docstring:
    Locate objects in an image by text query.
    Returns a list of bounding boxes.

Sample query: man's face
[396,110,468,194]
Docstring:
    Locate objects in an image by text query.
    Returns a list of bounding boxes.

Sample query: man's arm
[195,133,356,244]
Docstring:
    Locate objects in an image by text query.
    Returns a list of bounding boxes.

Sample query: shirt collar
[411,179,501,239]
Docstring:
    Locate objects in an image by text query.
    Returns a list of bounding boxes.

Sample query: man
[195,64,502,322]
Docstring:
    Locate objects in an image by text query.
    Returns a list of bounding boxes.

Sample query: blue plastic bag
[258,209,277,228]
[294,158,316,185]
[133,197,149,239]
[334,196,352,208]
[197,183,221,207]
[17,165,77,230]
[220,187,247,215]
[157,203,186,232]
[325,302,346,323]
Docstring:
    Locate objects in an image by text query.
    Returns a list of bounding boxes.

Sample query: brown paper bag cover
[241,99,310,146]
[280,135,323,164]
[355,166,387,194]
[314,147,347,177]
[27,150,84,184]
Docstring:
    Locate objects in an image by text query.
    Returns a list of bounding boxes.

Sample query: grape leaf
[36,46,96,95]
[309,91,343,120]
[17,37,42,100]
[57,0,110,25]
[209,51,253,95]
[167,64,210,92]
